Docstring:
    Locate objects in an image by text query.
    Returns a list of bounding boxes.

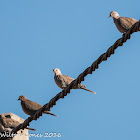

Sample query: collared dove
[18,96,57,117]
[53,68,96,94]
[0,114,36,131]
[109,11,138,33]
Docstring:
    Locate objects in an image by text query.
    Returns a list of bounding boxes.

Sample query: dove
[18,96,57,117]
[109,11,138,33]
[0,114,36,131]
[53,68,96,94]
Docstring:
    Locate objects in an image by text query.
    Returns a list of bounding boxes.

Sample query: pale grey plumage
[0,114,36,131]
[53,68,96,94]
[109,11,138,33]
[18,95,57,117]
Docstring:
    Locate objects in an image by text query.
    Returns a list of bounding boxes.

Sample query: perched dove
[18,95,57,117]
[53,68,96,94]
[109,11,138,33]
[0,114,36,131]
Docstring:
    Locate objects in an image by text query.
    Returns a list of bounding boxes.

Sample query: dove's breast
[113,17,138,33]
[54,75,65,89]
[113,18,127,33]
[21,101,37,116]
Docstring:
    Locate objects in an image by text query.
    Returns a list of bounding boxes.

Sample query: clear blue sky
[0,0,140,140]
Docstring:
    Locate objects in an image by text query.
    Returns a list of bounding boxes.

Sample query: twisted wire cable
[12,20,140,133]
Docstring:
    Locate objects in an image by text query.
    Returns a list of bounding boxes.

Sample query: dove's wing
[62,75,80,89]
[63,75,75,85]
[54,74,74,89]
[3,118,20,128]
[119,17,138,30]
[21,100,42,116]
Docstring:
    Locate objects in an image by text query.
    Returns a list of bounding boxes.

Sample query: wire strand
[12,20,140,133]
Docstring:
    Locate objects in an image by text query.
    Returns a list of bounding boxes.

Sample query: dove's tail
[80,85,96,94]
[44,111,57,117]
[27,127,36,131]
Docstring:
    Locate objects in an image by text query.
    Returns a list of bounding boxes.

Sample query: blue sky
[0,0,140,140]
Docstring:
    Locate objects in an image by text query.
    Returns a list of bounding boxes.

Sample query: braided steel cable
[12,20,140,133]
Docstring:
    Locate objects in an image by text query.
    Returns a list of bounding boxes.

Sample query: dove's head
[18,95,28,101]
[53,68,62,75]
[0,114,6,119]
[109,11,120,19]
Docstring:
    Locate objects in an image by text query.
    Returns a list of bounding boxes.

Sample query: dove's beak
[17,98,20,101]
[108,15,111,18]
